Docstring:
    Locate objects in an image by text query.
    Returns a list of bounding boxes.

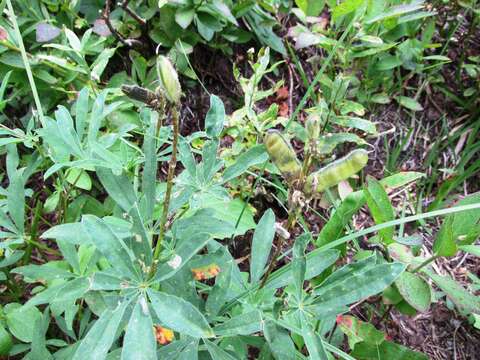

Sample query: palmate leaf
[147,289,214,338]
[141,108,158,222]
[121,296,156,360]
[205,94,226,138]
[72,300,129,360]
[250,209,275,284]
[299,311,328,360]
[312,262,405,310]
[81,215,140,280]
[204,339,237,360]
[214,310,263,336]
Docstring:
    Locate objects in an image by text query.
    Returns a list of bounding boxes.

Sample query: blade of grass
[5,0,45,126]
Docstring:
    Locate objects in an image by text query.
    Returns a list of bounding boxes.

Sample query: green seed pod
[156,55,181,104]
[304,149,368,195]
[305,114,321,140]
[264,130,301,181]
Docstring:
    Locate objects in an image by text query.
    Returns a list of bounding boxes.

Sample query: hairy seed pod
[305,114,321,140]
[156,55,181,104]
[264,130,301,182]
[304,149,368,195]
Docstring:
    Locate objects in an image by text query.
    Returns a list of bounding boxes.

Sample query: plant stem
[151,106,180,266]
[412,254,439,273]
[5,0,45,126]
[23,197,42,265]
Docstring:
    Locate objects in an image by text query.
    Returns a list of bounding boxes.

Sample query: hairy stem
[151,106,180,268]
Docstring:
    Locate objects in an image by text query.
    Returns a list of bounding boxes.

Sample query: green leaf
[205,95,225,138]
[75,87,89,140]
[175,7,195,29]
[337,315,384,349]
[425,269,480,314]
[332,116,377,134]
[96,168,137,212]
[66,168,92,190]
[154,232,211,282]
[222,144,268,183]
[332,0,364,21]
[7,170,24,234]
[72,301,129,360]
[266,249,339,290]
[121,296,156,360]
[459,245,480,257]
[0,325,13,356]
[81,215,139,280]
[387,243,414,265]
[12,263,75,281]
[394,272,431,312]
[91,48,116,81]
[364,176,395,244]
[204,339,237,360]
[365,2,425,24]
[299,311,328,360]
[376,55,402,71]
[396,96,423,111]
[157,338,199,359]
[41,222,86,245]
[206,261,234,316]
[316,172,424,247]
[313,263,405,309]
[295,0,325,16]
[352,340,428,360]
[141,109,158,222]
[5,305,42,343]
[292,234,309,300]
[264,320,297,360]
[214,311,263,336]
[147,289,214,338]
[250,209,275,284]
[433,193,480,256]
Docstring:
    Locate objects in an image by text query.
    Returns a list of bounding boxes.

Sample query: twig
[103,0,127,45]
[121,0,146,26]
[103,0,142,47]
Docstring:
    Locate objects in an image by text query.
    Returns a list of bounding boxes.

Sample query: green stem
[23,197,42,265]
[5,0,45,126]
[151,106,179,272]
[412,255,439,273]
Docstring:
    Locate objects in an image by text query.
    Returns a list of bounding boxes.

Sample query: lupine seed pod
[264,130,301,182]
[304,149,368,195]
[156,55,181,104]
[305,114,321,140]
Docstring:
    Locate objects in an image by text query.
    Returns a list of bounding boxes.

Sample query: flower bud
[156,55,181,104]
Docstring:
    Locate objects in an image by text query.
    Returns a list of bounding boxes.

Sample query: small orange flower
[153,325,174,345]
[191,264,220,281]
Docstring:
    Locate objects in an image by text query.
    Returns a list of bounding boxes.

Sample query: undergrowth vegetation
[0,0,479,359]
